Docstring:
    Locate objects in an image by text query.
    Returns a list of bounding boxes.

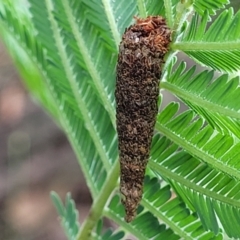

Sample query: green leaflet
[29,0,119,196]
[156,103,240,181]
[142,177,223,239]
[150,133,240,238]
[0,24,58,119]
[51,192,126,240]
[144,0,165,16]
[105,176,223,239]
[173,9,240,72]
[193,0,230,15]
[162,59,240,139]
[0,1,117,198]
[51,192,80,240]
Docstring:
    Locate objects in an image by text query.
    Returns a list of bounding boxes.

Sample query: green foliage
[150,133,240,237]
[163,59,240,138]
[173,9,240,72]
[193,0,230,15]
[51,192,80,240]
[1,0,240,239]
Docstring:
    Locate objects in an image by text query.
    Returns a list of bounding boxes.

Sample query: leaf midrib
[172,41,240,51]
[148,160,240,208]
[155,121,240,181]
[45,0,112,174]
[141,198,194,240]
[161,81,240,120]
[62,0,116,125]
[102,0,121,47]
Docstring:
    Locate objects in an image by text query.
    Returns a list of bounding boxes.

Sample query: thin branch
[76,161,119,240]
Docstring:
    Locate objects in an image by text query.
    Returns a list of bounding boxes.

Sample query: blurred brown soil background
[0,40,91,240]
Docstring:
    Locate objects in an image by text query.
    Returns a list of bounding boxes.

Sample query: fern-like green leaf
[162,59,240,138]
[149,133,240,238]
[105,194,181,240]
[0,23,58,118]
[142,176,223,239]
[193,0,230,15]
[29,0,116,122]
[51,192,80,240]
[144,0,164,16]
[155,103,240,180]
[28,0,119,196]
[105,176,223,239]
[173,9,240,72]
[0,1,118,200]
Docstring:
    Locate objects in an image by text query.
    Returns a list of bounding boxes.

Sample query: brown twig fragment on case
[115,16,171,222]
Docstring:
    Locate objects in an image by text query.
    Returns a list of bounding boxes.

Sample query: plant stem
[76,161,120,240]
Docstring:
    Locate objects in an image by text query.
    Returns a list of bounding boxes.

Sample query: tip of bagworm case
[121,184,143,222]
[125,213,136,223]
[121,196,139,223]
